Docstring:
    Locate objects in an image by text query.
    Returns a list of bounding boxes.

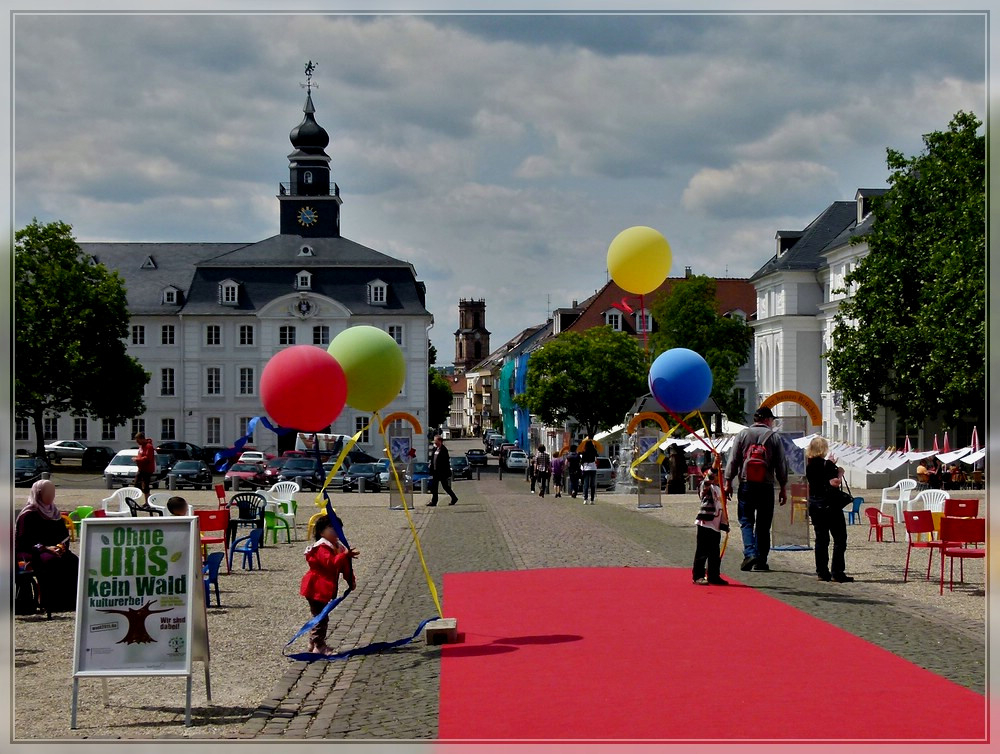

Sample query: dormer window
[219,279,240,306]
[635,309,652,334]
[604,310,621,331]
[295,270,312,290]
[298,245,314,257]
[141,255,157,270]
[368,279,388,306]
[162,286,182,305]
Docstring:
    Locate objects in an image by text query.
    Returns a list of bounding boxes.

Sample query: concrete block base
[424,617,459,645]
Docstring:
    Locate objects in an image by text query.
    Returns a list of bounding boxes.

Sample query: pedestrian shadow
[440,632,584,657]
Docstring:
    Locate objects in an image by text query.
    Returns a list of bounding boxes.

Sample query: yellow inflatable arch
[759,390,822,427]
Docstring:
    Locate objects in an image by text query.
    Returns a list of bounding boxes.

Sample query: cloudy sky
[10,6,987,351]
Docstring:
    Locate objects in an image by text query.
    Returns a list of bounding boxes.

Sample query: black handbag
[828,478,855,509]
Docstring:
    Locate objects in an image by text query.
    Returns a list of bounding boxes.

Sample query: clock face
[297,206,318,227]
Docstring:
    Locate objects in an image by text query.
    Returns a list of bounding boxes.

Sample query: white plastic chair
[147,492,195,516]
[101,486,144,517]
[265,481,299,538]
[879,478,917,521]
[908,489,948,514]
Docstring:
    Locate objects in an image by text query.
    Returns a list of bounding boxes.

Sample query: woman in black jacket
[805,436,853,583]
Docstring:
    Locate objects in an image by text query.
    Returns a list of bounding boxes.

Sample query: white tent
[937,447,972,465]
[959,449,986,466]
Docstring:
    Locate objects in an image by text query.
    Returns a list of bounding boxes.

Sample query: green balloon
[327,325,406,412]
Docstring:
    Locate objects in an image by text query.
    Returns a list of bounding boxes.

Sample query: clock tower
[454,298,491,371]
[279,62,343,237]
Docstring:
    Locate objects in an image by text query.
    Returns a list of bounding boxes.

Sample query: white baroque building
[15,84,432,460]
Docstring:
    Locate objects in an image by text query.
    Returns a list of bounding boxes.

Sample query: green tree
[828,111,985,426]
[515,327,646,438]
[15,219,149,458]
[647,275,754,421]
[426,343,452,430]
[428,369,454,431]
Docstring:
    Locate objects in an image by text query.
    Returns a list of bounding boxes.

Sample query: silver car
[595,457,617,490]
[44,439,89,463]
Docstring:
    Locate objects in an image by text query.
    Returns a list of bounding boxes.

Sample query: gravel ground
[11,484,428,740]
[10,477,987,741]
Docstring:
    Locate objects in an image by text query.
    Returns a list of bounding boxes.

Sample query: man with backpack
[724,406,788,573]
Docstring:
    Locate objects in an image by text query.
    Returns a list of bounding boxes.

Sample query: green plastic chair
[263,509,291,544]
[68,505,95,523]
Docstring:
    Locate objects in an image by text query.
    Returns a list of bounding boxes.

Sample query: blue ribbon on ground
[284,614,441,662]
[213,416,292,471]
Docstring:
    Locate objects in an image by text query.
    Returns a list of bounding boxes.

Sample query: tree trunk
[32,411,46,460]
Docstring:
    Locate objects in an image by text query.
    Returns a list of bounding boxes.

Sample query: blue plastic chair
[229,528,264,571]
[202,552,225,606]
[845,497,865,525]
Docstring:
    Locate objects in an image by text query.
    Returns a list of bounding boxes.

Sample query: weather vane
[302,60,318,93]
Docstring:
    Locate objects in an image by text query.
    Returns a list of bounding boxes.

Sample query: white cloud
[682,161,840,218]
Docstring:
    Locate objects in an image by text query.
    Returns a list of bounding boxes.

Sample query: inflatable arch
[759,390,822,427]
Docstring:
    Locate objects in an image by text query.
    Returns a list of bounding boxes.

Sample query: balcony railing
[278,182,340,198]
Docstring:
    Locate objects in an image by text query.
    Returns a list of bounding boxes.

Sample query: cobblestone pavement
[237,452,986,740]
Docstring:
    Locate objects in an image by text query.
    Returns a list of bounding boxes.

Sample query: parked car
[170,460,214,490]
[450,455,472,479]
[14,456,50,487]
[498,444,519,468]
[407,462,433,487]
[344,462,383,492]
[505,450,529,470]
[262,456,289,483]
[322,461,352,491]
[156,441,206,462]
[103,449,140,488]
[238,450,267,464]
[224,462,266,490]
[103,449,171,489]
[201,446,230,468]
[278,457,326,490]
[80,445,115,471]
[44,440,89,463]
[596,456,617,491]
[465,448,488,466]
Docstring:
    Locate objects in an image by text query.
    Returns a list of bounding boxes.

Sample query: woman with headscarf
[15,479,79,612]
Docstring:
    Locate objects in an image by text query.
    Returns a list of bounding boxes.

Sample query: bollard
[168,474,177,491]
[358,477,366,494]
[105,474,114,489]
[232,476,240,492]
[476,466,481,481]
[498,466,503,481]
[295,476,305,493]
[41,472,50,481]
[420,478,429,494]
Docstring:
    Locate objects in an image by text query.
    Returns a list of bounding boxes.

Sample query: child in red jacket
[300,514,359,654]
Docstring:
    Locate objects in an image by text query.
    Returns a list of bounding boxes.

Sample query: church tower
[454,299,490,371]
[278,61,343,237]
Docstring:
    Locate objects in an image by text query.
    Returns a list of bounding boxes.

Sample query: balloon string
[377,412,444,618]
[627,411,695,483]
[639,293,648,353]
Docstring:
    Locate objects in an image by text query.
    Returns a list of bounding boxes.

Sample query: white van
[104,448,172,489]
[294,432,351,455]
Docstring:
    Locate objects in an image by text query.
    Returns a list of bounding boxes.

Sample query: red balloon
[259,345,347,432]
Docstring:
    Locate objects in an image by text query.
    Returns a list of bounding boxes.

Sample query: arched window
[304,171,313,184]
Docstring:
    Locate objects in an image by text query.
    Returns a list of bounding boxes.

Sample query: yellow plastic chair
[306,511,325,541]
[61,514,77,542]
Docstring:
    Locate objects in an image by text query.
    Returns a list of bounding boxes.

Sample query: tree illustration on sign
[97,600,173,644]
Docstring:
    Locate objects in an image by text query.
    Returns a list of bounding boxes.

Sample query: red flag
[932,434,940,452]
[902,435,911,454]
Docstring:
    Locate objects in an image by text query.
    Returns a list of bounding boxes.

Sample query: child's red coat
[300,539,355,602]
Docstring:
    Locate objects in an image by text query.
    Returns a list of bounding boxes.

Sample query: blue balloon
[648,348,713,413]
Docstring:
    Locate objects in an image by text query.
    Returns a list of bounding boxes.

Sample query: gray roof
[750,201,858,281]
[81,235,429,318]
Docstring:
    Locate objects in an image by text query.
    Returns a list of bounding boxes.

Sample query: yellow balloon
[607,226,672,295]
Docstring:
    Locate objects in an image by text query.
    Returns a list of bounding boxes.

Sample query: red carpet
[438,567,986,741]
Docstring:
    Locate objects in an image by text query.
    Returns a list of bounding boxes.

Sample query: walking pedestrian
[550,450,565,498]
[535,445,551,497]
[692,467,730,585]
[426,434,459,506]
[566,444,582,498]
[299,514,359,654]
[580,436,598,504]
[724,406,787,572]
[805,436,853,583]
[133,432,156,498]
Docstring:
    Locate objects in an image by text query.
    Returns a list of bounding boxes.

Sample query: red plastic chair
[938,516,986,594]
[865,507,896,542]
[902,510,944,581]
[215,484,227,509]
[196,509,231,574]
[943,498,979,518]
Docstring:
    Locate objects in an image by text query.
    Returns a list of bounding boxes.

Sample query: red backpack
[741,430,773,483]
